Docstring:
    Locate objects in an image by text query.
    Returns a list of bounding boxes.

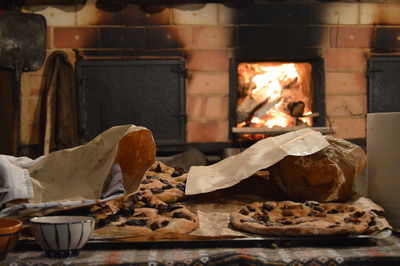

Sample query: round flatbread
[230,201,379,236]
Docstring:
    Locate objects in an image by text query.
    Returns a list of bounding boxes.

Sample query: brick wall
[19,1,400,147]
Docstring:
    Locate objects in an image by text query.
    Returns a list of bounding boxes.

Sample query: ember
[236,62,314,134]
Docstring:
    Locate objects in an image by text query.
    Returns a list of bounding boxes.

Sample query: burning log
[287,101,305,117]
[254,97,281,118]
[236,94,267,123]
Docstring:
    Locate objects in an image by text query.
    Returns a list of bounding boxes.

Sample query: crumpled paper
[186,128,329,195]
[0,125,156,217]
[28,125,155,203]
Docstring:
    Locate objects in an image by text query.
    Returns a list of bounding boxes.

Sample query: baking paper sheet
[1,125,156,218]
[186,128,329,195]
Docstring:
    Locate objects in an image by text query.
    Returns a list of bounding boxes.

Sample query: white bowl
[30,216,94,258]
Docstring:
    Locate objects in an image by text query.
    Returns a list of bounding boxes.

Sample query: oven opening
[230,58,326,142]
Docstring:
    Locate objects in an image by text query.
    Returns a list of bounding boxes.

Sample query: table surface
[4,234,400,265]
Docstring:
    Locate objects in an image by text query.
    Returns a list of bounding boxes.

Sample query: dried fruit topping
[147,175,160,180]
[239,208,250,215]
[172,212,192,220]
[151,187,163,194]
[280,220,293,225]
[351,211,365,218]
[368,218,376,227]
[282,209,294,217]
[159,179,169,184]
[172,168,186,177]
[344,216,361,224]
[257,214,270,223]
[262,203,275,212]
[315,212,327,218]
[305,201,320,208]
[153,163,162,173]
[308,211,318,217]
[314,206,325,212]
[246,205,256,212]
[117,206,135,217]
[105,214,120,223]
[144,203,156,208]
[176,183,186,192]
[161,220,170,227]
[133,213,147,217]
[125,219,148,226]
[162,184,173,190]
[156,204,169,213]
[150,222,160,231]
[171,170,183,177]
[327,208,339,214]
[167,205,184,212]
[328,224,339,228]
[141,179,151,184]
[240,218,256,223]
[95,219,108,229]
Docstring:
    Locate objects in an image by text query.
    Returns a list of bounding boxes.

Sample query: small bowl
[30,216,94,258]
[0,218,23,260]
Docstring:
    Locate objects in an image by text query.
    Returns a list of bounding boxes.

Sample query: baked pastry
[93,192,198,236]
[139,161,187,203]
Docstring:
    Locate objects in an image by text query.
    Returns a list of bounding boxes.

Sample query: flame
[236,62,313,133]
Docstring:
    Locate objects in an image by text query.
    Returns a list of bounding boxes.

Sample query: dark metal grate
[76,58,186,145]
[368,56,400,113]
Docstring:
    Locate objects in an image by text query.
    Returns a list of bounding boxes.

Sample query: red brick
[29,75,44,96]
[146,26,191,49]
[192,26,235,49]
[46,27,52,49]
[77,3,123,25]
[187,71,229,95]
[123,5,170,25]
[325,72,367,95]
[187,120,229,142]
[187,50,229,71]
[330,27,373,48]
[324,49,367,72]
[320,27,330,48]
[326,95,366,117]
[187,96,228,120]
[54,27,99,48]
[328,117,366,139]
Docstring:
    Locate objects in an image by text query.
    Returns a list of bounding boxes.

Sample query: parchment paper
[186,128,329,195]
[27,125,155,203]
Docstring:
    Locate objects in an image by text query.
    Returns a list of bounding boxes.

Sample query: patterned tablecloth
[4,235,400,265]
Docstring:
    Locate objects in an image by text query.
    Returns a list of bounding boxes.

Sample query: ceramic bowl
[30,216,94,258]
[0,218,23,260]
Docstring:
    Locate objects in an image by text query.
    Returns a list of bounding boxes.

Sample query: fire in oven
[229,58,327,141]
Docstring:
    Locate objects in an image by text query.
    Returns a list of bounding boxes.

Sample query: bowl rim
[30,216,94,225]
[0,218,23,234]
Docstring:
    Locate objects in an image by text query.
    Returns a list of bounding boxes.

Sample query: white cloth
[0,155,35,206]
[0,157,125,217]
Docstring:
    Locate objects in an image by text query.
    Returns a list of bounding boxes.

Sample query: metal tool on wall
[0,9,46,155]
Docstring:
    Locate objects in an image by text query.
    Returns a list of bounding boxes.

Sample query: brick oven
[8,0,400,157]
